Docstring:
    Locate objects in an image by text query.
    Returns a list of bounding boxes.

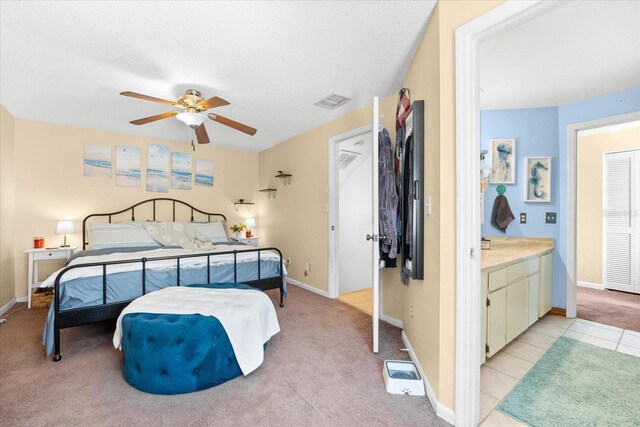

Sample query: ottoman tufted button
[161,369,167,376]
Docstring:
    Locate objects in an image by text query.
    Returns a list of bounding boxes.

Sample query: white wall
[338,133,372,294]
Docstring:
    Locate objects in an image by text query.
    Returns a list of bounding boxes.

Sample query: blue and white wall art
[115,146,140,187]
[171,152,193,190]
[490,138,516,184]
[146,144,170,193]
[195,159,214,187]
[84,144,111,178]
[524,156,551,202]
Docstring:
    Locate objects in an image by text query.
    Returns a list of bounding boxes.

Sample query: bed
[40,198,286,361]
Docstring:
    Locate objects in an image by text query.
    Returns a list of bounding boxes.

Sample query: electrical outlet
[304,262,311,272]
[520,213,527,224]
[286,257,292,267]
[545,212,557,224]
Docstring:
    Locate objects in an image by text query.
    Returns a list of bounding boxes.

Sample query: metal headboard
[82,198,227,250]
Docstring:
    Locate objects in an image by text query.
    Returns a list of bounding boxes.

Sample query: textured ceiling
[480,0,640,110]
[0,1,436,151]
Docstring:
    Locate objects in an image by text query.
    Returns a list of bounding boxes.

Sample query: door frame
[455,1,553,425]
[327,124,373,299]
[566,111,640,316]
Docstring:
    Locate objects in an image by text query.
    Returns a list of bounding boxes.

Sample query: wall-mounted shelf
[275,171,292,185]
[233,199,255,211]
[260,189,277,199]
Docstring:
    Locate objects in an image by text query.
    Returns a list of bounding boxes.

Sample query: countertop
[481,237,554,270]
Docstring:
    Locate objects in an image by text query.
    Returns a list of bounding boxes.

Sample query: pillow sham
[193,221,228,243]
[87,222,161,250]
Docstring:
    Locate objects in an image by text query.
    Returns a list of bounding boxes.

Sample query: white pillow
[193,221,228,243]
[87,222,161,250]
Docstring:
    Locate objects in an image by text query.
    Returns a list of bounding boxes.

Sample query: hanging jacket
[491,194,515,232]
[378,128,399,266]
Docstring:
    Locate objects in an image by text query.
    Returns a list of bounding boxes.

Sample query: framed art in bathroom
[524,156,551,202]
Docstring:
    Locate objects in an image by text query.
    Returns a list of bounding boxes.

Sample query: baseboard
[549,307,567,317]
[401,331,455,425]
[380,314,403,329]
[286,278,329,298]
[577,281,605,290]
[0,298,17,316]
[15,296,27,303]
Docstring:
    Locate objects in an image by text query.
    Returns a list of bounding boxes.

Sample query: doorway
[336,132,374,315]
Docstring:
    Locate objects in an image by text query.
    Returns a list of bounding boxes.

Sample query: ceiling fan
[120,89,257,144]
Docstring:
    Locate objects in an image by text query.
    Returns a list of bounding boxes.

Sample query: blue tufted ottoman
[121,312,243,394]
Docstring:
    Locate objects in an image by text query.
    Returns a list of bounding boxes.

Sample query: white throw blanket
[40,246,286,288]
[113,286,280,375]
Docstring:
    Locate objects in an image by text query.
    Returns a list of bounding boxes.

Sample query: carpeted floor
[0,285,447,427]
[497,336,640,427]
[577,286,640,332]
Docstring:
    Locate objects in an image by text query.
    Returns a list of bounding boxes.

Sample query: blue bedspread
[42,248,286,355]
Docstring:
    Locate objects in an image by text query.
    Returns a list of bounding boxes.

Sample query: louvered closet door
[603,150,639,294]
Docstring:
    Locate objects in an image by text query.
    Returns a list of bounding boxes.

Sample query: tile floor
[479,315,640,426]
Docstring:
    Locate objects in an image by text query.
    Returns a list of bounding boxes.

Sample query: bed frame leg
[53,354,62,362]
[279,289,284,307]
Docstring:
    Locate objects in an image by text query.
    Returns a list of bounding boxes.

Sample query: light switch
[545,212,557,224]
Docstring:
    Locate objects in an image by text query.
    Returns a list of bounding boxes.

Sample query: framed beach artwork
[524,156,551,202]
[146,144,170,193]
[490,138,516,184]
[195,159,214,187]
[83,145,111,178]
[171,152,193,190]
[115,146,140,187]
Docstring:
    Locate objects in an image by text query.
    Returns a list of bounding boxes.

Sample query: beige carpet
[577,286,640,332]
[0,286,447,426]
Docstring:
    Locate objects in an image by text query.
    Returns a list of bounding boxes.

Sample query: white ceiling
[480,0,640,110]
[0,1,436,151]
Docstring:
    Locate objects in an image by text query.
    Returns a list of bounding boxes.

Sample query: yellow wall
[1,106,16,307]
[9,118,260,298]
[577,125,640,285]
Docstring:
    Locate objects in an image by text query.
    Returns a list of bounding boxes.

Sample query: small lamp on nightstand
[245,217,256,238]
[56,220,74,248]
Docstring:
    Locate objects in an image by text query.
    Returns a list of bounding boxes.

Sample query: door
[486,287,506,358]
[603,150,639,294]
[371,97,380,353]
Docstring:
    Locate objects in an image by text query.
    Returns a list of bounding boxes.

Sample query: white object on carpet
[113,286,280,375]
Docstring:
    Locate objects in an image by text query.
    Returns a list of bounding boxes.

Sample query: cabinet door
[539,253,553,316]
[528,272,540,326]
[506,278,529,343]
[486,287,507,358]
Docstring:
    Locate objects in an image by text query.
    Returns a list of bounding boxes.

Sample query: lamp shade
[245,218,256,228]
[56,220,74,235]
[176,112,207,128]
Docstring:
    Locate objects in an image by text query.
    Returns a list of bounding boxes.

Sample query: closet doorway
[330,129,374,315]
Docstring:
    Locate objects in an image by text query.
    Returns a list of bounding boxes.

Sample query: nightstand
[23,246,77,308]
[230,237,261,247]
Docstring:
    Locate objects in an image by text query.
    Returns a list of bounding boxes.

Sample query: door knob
[366,234,379,242]
[379,235,387,242]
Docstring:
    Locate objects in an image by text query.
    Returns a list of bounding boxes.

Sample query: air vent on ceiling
[338,149,361,170]
[315,94,351,110]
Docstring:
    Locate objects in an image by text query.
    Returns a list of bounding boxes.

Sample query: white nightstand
[230,237,261,247]
[23,246,77,308]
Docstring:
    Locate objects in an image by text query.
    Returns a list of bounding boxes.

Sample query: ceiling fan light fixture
[176,112,207,128]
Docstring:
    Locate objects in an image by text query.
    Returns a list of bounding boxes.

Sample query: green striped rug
[497,336,640,427]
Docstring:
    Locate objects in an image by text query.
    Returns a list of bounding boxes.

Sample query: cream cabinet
[483,250,552,360]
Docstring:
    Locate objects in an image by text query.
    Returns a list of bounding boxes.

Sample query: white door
[603,150,640,294]
[371,97,380,353]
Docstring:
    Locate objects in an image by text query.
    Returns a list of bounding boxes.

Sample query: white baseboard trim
[380,314,403,329]
[15,296,27,303]
[577,281,605,290]
[402,331,455,425]
[0,298,17,316]
[287,278,330,298]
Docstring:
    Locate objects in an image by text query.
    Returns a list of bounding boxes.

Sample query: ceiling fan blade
[129,111,178,125]
[207,113,257,136]
[195,123,210,144]
[197,96,230,110]
[120,91,177,106]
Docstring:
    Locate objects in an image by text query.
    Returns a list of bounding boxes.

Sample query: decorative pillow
[193,221,228,243]
[87,222,161,250]
[143,222,194,247]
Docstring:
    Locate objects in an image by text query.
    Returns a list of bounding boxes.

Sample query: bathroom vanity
[481,237,554,363]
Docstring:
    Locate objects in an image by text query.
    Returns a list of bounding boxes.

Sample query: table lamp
[245,218,256,238]
[56,220,74,247]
